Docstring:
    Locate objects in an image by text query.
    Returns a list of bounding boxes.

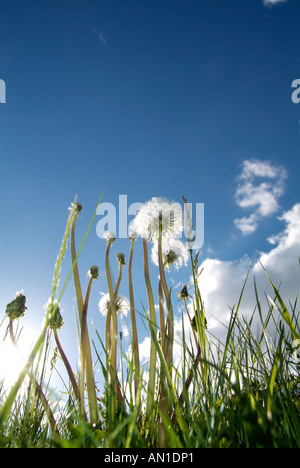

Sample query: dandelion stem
[142,238,157,416]
[71,206,84,325]
[53,329,80,403]
[157,217,174,372]
[105,241,121,405]
[80,275,99,425]
[128,238,140,398]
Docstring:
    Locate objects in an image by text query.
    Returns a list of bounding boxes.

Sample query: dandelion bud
[75,202,82,213]
[117,252,125,266]
[89,265,99,279]
[68,201,82,213]
[5,291,27,320]
[176,284,190,301]
[47,301,64,330]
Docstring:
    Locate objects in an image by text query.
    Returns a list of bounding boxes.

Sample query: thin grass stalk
[8,319,58,435]
[128,238,140,399]
[144,310,188,447]
[0,202,78,429]
[261,263,300,341]
[182,196,207,379]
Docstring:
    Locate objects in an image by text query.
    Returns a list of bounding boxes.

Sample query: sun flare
[0,328,37,389]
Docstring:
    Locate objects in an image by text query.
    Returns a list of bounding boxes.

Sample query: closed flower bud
[5,291,27,320]
[47,300,64,331]
[89,265,99,279]
[117,252,125,266]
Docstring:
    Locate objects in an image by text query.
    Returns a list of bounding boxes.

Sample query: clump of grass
[0,194,299,448]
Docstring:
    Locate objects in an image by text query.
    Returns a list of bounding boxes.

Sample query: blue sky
[0,0,299,386]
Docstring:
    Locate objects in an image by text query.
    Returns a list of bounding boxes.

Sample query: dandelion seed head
[98,292,130,317]
[132,197,183,242]
[103,231,116,244]
[151,238,189,271]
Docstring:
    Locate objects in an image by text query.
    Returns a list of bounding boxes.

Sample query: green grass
[0,196,299,448]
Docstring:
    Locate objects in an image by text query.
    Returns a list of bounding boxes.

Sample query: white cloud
[198,203,300,343]
[263,0,289,6]
[234,159,288,235]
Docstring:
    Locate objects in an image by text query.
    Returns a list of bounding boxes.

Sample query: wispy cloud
[93,28,106,46]
[263,0,289,7]
[234,159,288,235]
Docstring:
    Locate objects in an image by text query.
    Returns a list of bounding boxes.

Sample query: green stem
[143,238,157,416]
[128,238,140,398]
[71,209,84,325]
[105,242,121,404]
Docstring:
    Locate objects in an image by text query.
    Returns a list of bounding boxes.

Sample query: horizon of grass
[0,194,299,449]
